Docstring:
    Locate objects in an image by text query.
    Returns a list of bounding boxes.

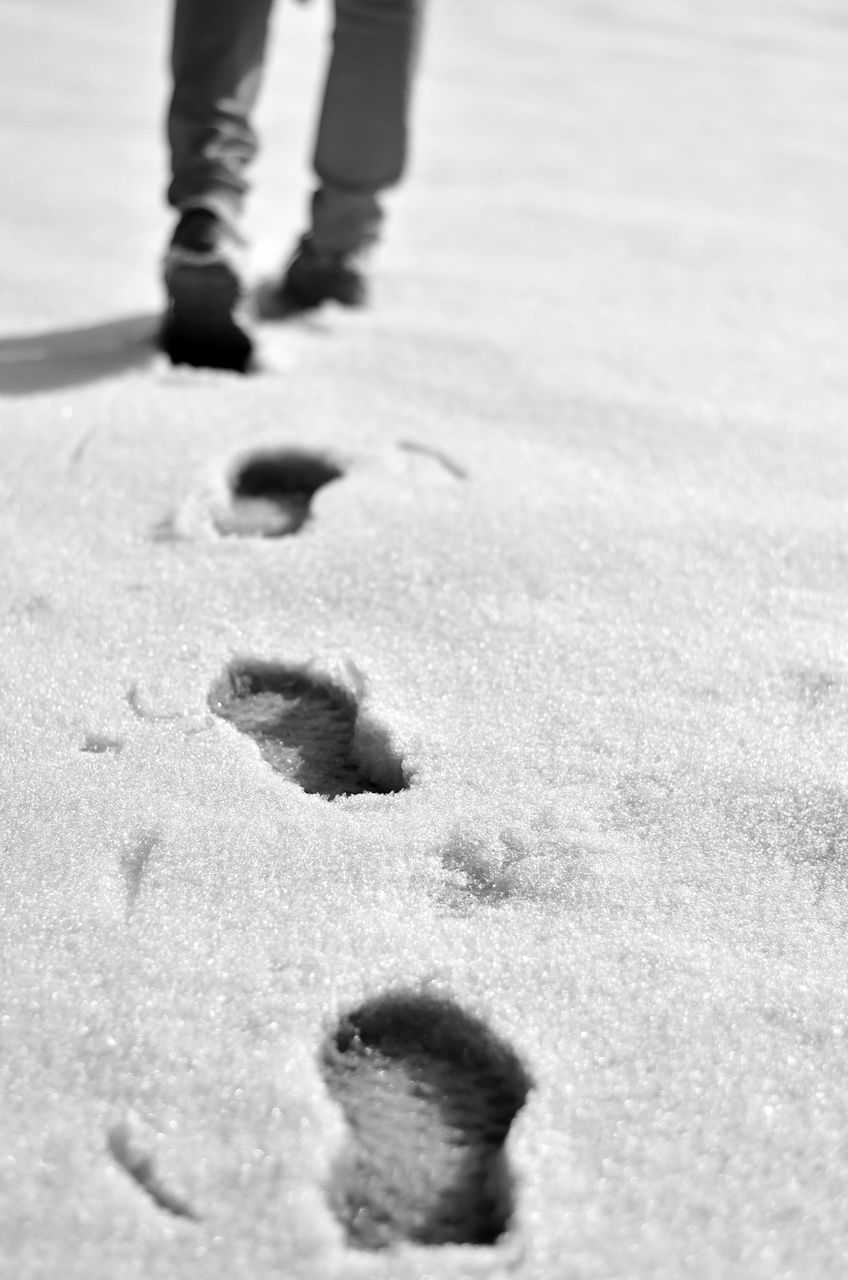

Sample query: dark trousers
[167,0,424,253]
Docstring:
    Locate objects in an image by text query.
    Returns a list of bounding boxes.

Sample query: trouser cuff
[308,185,383,256]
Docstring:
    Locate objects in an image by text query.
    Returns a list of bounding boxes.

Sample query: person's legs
[263,0,424,314]
[162,0,274,369]
[167,0,275,226]
[311,0,425,254]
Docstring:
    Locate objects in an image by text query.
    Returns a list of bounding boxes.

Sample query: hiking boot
[258,236,369,317]
[161,208,254,373]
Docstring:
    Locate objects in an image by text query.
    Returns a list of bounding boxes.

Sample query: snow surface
[1,0,848,1276]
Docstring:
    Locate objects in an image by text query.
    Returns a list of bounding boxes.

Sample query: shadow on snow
[0,314,158,395]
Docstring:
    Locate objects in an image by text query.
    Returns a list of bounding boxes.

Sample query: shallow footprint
[214,449,342,537]
[321,990,531,1250]
[208,661,406,799]
[108,1111,198,1220]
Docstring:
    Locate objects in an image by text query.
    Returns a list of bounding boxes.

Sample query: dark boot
[161,208,255,372]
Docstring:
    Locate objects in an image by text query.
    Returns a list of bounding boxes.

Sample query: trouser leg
[310,0,425,254]
[167,0,275,225]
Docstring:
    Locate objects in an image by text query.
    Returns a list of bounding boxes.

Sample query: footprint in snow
[108,1112,198,1220]
[208,660,406,799]
[214,448,342,538]
[321,990,531,1250]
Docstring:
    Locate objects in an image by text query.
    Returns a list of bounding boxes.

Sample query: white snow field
[2,0,848,1276]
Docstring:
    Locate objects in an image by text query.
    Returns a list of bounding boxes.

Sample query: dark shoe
[258,236,369,318]
[161,209,254,373]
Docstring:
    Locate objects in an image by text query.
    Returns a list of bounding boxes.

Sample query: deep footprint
[321,991,531,1250]
[208,661,406,799]
[215,449,343,537]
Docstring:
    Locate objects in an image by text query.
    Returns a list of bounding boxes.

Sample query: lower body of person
[162,0,424,371]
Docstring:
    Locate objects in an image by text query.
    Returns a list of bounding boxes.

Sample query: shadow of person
[0,314,159,396]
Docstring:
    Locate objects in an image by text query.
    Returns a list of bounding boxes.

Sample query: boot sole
[161,259,254,373]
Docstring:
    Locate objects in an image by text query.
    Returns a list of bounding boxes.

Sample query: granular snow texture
[1,1,848,1279]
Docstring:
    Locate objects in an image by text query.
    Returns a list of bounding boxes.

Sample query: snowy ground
[2,1,848,1277]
